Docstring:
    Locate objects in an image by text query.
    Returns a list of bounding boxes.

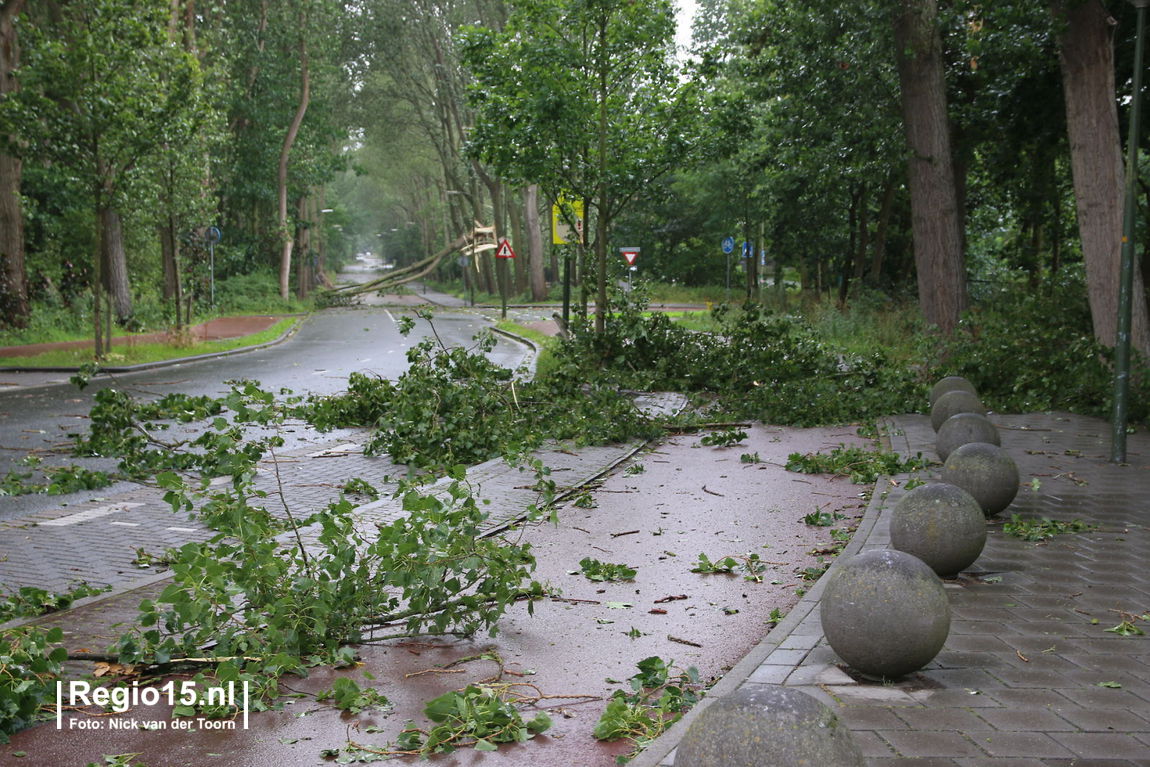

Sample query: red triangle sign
[495,238,516,259]
[621,249,639,266]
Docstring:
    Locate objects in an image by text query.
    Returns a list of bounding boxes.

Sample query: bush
[1,626,67,742]
[300,317,659,469]
[938,277,1150,422]
[549,290,924,426]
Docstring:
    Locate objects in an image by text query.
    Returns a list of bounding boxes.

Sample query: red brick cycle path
[0,316,285,359]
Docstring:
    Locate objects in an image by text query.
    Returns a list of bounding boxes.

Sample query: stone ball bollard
[941,441,1020,517]
[820,549,950,680]
[890,482,987,577]
[936,411,1001,461]
[930,389,986,432]
[673,685,864,767]
[929,375,977,408]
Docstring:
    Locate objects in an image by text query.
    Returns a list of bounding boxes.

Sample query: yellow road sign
[551,197,584,245]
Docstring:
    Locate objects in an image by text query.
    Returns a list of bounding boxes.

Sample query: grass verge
[494,319,562,378]
[0,317,299,368]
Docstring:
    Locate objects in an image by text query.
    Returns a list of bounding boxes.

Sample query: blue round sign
[721,236,735,254]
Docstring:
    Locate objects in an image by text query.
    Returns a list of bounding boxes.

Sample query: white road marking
[39,502,145,527]
[307,442,360,457]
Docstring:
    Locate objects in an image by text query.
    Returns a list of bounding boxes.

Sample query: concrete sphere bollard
[673,685,864,767]
[890,482,987,577]
[820,549,950,680]
[929,376,977,408]
[936,412,1000,461]
[941,441,1020,517]
[930,389,987,432]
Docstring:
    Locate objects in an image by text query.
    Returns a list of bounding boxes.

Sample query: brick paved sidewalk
[637,411,1150,767]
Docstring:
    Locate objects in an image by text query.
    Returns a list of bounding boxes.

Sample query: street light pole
[1112,0,1149,463]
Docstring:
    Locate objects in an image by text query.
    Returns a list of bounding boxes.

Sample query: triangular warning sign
[495,238,516,259]
[621,250,638,266]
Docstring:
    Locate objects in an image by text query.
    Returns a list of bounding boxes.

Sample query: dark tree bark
[0,0,27,328]
[869,175,897,285]
[278,27,310,300]
[1053,0,1150,354]
[893,0,967,334]
[524,185,547,301]
[295,195,311,299]
[99,205,132,322]
[508,187,527,293]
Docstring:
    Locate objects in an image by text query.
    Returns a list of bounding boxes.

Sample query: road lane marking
[39,502,145,526]
[307,442,360,457]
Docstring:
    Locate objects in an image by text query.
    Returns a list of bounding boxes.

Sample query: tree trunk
[1054,0,1150,354]
[0,0,27,328]
[840,185,859,307]
[594,14,609,333]
[295,195,311,299]
[524,185,547,301]
[315,186,332,288]
[159,220,183,328]
[508,186,527,294]
[870,175,897,284]
[854,182,870,284]
[100,206,132,322]
[894,0,967,334]
[278,29,310,300]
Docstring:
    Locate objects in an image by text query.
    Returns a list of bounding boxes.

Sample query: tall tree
[463,0,695,330]
[894,0,967,333]
[278,1,312,300]
[11,0,200,349]
[1053,0,1150,354]
[0,0,26,328]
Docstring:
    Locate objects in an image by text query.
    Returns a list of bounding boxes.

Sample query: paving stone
[850,729,898,758]
[1055,686,1148,709]
[985,688,1072,709]
[983,707,1077,732]
[953,760,1050,767]
[893,707,993,733]
[1055,706,1149,733]
[1051,732,1150,759]
[918,667,1007,689]
[970,731,1076,758]
[943,635,1015,654]
[836,706,910,730]
[743,664,789,684]
[878,730,985,758]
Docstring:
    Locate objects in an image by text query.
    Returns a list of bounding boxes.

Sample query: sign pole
[1112,0,1148,462]
[495,237,517,320]
[499,258,507,319]
[562,247,571,331]
[620,248,640,293]
[721,236,735,301]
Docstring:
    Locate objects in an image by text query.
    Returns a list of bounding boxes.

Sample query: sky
[675,0,699,57]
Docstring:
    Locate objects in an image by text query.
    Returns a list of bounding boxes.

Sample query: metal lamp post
[1112,0,1149,463]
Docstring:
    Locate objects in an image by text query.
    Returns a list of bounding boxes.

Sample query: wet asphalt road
[0,304,528,522]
